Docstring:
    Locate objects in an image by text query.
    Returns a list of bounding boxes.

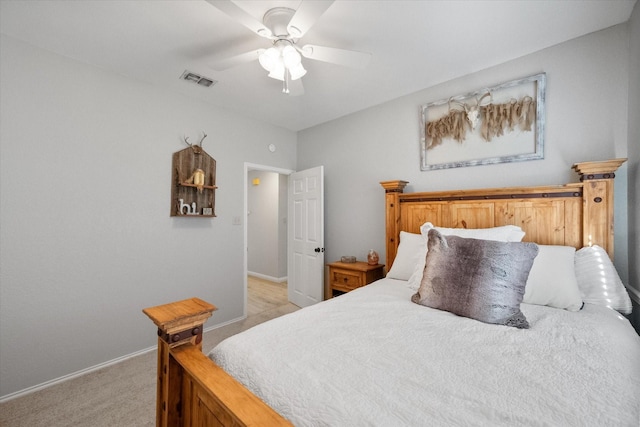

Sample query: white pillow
[386,231,426,281]
[406,224,433,290]
[406,222,526,291]
[423,223,526,242]
[523,245,583,311]
[574,245,632,314]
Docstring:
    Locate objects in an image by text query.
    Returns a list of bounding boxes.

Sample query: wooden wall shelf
[171,147,217,217]
[179,183,218,190]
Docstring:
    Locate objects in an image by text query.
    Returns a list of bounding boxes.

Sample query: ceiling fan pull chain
[283,68,291,94]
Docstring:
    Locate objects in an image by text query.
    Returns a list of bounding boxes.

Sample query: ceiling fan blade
[287,0,334,38]
[209,49,264,71]
[300,44,371,69]
[205,0,273,39]
[288,78,305,96]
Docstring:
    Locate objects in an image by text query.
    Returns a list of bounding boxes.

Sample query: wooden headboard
[381,158,626,271]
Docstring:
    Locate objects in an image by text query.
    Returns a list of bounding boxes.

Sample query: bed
[143,158,639,427]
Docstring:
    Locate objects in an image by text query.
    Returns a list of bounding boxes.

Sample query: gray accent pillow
[412,229,539,329]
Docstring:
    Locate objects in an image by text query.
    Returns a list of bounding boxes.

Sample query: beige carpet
[0,277,298,427]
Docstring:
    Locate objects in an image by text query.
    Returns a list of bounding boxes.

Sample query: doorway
[244,163,294,317]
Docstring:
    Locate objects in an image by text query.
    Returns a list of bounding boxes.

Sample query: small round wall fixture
[268,144,276,152]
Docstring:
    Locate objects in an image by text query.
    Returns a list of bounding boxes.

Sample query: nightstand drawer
[331,270,363,290]
[327,261,385,297]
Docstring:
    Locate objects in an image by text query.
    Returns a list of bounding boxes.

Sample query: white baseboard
[248,271,287,283]
[0,315,247,404]
[0,345,156,403]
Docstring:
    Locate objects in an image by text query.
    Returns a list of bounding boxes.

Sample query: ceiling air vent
[180,70,217,88]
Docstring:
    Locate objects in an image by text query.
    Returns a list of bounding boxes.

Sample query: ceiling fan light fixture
[288,62,307,80]
[258,47,280,72]
[268,62,286,81]
[260,41,305,83]
[282,45,301,68]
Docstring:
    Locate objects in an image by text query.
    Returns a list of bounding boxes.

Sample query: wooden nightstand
[328,261,385,297]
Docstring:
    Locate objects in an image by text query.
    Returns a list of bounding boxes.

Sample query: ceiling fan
[205,0,372,95]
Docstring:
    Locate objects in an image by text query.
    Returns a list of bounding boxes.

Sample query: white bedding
[210,278,640,426]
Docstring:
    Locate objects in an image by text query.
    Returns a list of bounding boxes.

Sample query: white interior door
[288,166,324,308]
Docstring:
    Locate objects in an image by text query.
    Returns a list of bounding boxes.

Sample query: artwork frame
[420,73,546,171]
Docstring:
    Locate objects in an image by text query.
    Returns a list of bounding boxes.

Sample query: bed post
[143,298,216,427]
[380,180,409,271]
[572,158,626,260]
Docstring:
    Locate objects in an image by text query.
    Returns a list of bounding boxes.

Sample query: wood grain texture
[383,159,625,271]
[247,276,288,317]
[327,261,384,295]
[143,297,216,335]
[170,147,217,217]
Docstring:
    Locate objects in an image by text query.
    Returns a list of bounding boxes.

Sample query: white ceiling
[0,0,636,131]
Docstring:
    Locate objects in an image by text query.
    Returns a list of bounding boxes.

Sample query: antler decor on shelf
[183,131,207,154]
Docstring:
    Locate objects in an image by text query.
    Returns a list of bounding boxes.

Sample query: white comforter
[210,279,640,426]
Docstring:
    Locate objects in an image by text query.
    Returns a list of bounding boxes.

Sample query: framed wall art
[420,73,546,171]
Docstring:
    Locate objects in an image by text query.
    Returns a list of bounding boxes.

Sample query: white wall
[0,35,297,399]
[298,24,630,283]
[247,170,287,280]
[627,1,640,323]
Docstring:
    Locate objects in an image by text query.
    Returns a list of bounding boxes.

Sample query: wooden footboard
[143,298,292,427]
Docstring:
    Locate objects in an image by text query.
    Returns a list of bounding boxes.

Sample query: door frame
[243,163,295,317]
